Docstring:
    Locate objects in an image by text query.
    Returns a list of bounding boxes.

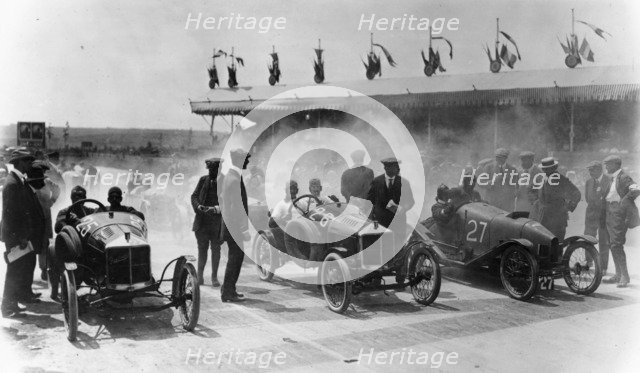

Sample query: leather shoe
[617,281,629,288]
[17,296,41,304]
[221,295,245,303]
[603,275,621,284]
[2,303,27,318]
[211,279,221,287]
[233,292,244,298]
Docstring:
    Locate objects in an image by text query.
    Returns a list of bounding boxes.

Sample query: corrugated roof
[190,66,640,115]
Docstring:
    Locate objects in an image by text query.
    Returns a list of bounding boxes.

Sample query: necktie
[387,178,393,189]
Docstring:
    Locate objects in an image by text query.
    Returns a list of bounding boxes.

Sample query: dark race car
[50,199,200,341]
[420,201,602,300]
[252,195,441,313]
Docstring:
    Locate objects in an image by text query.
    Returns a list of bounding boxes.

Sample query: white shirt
[11,169,26,184]
[271,199,300,225]
[385,175,395,189]
[605,168,622,202]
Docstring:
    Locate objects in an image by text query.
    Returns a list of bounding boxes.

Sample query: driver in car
[269,180,300,228]
[297,178,337,212]
[102,186,145,220]
[54,186,96,233]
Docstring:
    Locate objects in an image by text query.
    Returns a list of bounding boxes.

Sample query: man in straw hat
[601,155,640,288]
[529,157,581,241]
[584,161,611,276]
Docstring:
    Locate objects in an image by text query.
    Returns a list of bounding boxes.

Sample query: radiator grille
[106,246,151,285]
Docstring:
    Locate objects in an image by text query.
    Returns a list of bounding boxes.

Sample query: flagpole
[429,26,432,49]
[496,18,500,48]
[571,9,575,36]
[370,33,373,53]
[231,46,235,68]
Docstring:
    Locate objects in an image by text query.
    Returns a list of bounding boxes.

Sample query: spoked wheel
[177,262,200,331]
[320,252,352,313]
[253,233,275,281]
[60,270,78,341]
[409,249,441,306]
[500,246,539,301]
[563,242,602,295]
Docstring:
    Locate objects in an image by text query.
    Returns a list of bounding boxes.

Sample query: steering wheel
[66,198,106,221]
[292,194,322,216]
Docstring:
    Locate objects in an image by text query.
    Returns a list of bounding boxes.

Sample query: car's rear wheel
[410,249,441,306]
[253,233,275,281]
[177,262,200,331]
[563,242,602,295]
[500,246,539,301]
[60,270,78,341]
[320,252,352,313]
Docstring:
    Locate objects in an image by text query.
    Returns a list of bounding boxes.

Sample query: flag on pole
[577,20,611,39]
[500,45,517,68]
[579,38,594,62]
[499,31,521,60]
[558,36,571,54]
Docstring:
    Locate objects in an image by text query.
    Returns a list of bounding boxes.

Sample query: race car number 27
[466,220,488,242]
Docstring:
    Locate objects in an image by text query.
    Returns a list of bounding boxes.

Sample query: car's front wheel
[563,242,602,295]
[320,252,352,313]
[60,269,78,341]
[253,233,275,281]
[409,249,441,306]
[500,246,539,301]
[177,262,200,331]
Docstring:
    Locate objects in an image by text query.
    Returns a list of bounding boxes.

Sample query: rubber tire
[410,249,441,306]
[177,262,200,331]
[61,270,78,342]
[562,242,602,295]
[500,246,539,301]
[55,226,82,263]
[253,233,275,281]
[320,252,352,313]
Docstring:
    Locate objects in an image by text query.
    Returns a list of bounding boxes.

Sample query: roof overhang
[190,66,640,116]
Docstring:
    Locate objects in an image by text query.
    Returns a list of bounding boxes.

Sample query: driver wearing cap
[54,186,95,233]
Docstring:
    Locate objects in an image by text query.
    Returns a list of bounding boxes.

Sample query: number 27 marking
[466,220,488,242]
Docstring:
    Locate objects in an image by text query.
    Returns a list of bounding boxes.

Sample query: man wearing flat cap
[1,150,39,317]
[584,161,611,276]
[480,148,518,212]
[529,157,581,241]
[191,157,224,287]
[220,148,251,302]
[367,157,415,246]
[515,151,542,213]
[601,155,640,287]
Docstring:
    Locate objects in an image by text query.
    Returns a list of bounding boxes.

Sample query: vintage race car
[252,195,441,313]
[420,201,602,300]
[51,199,200,341]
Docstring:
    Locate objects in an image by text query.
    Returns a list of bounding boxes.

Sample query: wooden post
[427,109,432,146]
[569,102,575,152]
[493,104,498,151]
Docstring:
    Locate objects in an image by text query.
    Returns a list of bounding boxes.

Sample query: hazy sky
[0,0,638,131]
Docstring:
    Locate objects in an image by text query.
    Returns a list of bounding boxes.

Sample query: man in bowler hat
[584,161,611,276]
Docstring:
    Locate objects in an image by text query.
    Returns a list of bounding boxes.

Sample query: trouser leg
[2,251,22,308]
[210,242,221,281]
[221,238,244,298]
[598,225,611,273]
[195,231,209,285]
[21,251,37,298]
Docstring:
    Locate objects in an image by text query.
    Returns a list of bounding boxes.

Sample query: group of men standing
[478,148,638,288]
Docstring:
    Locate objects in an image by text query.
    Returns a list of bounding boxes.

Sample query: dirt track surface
[2,220,640,373]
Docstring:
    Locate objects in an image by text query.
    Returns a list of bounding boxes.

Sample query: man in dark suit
[341,149,374,202]
[530,157,581,241]
[583,161,611,276]
[601,155,640,288]
[220,149,251,302]
[24,160,48,298]
[191,157,224,287]
[1,150,37,317]
[367,157,415,246]
[480,148,517,212]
